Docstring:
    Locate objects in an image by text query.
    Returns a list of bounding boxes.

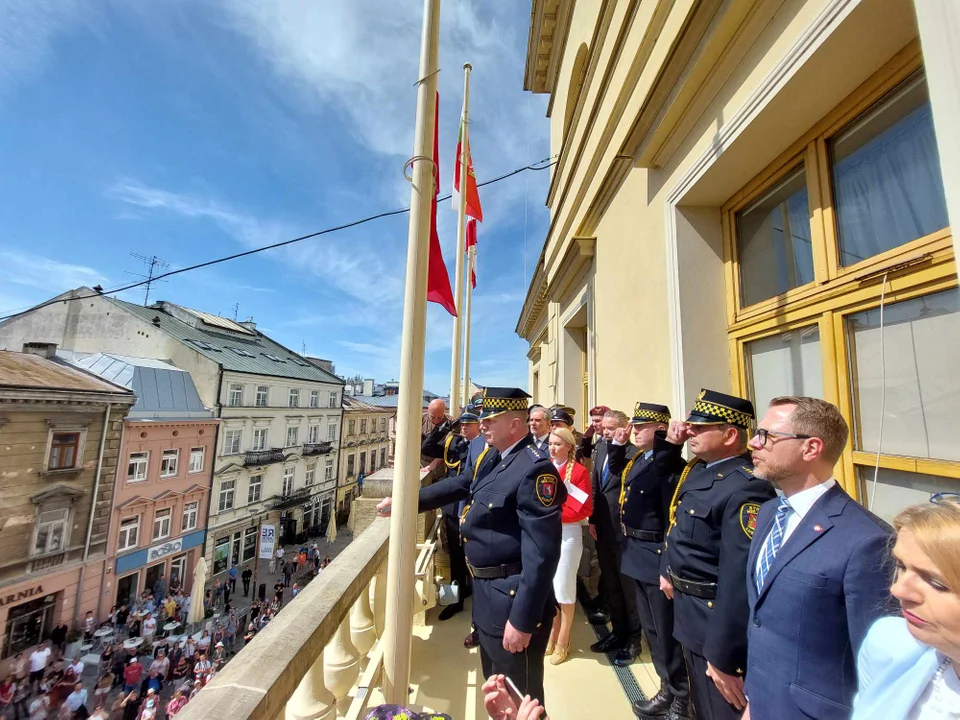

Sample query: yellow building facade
[518,0,959,519]
[337,398,395,511]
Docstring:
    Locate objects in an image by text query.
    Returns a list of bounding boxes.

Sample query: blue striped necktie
[602,459,611,488]
[756,498,792,593]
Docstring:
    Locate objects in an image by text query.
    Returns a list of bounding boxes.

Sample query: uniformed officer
[377,388,566,705]
[660,390,776,720]
[609,403,690,720]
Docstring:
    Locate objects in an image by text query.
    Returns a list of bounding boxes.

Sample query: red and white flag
[465,218,478,288]
[452,104,483,222]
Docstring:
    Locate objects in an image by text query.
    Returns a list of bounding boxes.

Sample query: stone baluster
[350,579,377,656]
[285,649,336,720]
[323,615,360,706]
[373,562,387,638]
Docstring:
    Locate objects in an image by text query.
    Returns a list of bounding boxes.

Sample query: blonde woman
[854,499,960,718]
[545,427,593,664]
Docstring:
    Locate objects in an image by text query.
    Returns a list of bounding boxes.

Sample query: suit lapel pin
[813,524,823,532]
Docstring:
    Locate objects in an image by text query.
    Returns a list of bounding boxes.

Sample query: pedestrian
[64,682,87,719]
[28,687,50,720]
[282,560,294,588]
[11,652,28,691]
[243,624,256,646]
[211,642,226,670]
[273,581,284,607]
[212,581,223,610]
[92,672,112,707]
[241,567,252,597]
[0,675,14,718]
[378,387,565,706]
[661,390,776,720]
[148,652,169,683]
[613,403,690,720]
[64,658,84,679]
[227,564,238,595]
[82,612,95,643]
[744,397,894,720]
[122,658,142,694]
[290,583,300,599]
[29,642,52,692]
[273,547,284,574]
[137,691,158,720]
[222,581,231,609]
[225,611,238,648]
[192,655,211,686]
[140,613,156,644]
[164,690,187,718]
[196,631,210,656]
[50,624,68,659]
[152,575,166,604]
[138,669,162,699]
[115,606,129,631]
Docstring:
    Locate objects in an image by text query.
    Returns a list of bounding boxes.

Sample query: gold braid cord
[461,445,492,523]
[443,433,460,469]
[618,450,642,513]
[668,458,700,529]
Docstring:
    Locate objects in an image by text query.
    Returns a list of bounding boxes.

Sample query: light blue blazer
[853,616,942,719]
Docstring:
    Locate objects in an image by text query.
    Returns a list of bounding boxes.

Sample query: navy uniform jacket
[418,435,566,635]
[589,439,629,543]
[609,433,685,584]
[745,483,894,720]
[664,453,775,676]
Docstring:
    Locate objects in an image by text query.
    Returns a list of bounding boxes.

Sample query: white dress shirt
[754,478,836,578]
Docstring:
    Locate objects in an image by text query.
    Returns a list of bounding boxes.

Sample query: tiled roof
[0,350,134,397]
[108,297,344,385]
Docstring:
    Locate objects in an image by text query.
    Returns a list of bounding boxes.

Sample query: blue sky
[0,0,551,395]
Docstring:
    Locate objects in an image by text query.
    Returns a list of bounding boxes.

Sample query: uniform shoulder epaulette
[737,465,755,478]
[527,445,544,461]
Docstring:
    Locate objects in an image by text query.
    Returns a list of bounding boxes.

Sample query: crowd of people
[380,388,960,720]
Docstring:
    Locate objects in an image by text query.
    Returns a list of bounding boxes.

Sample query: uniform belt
[620,525,663,542]
[468,562,522,580]
[668,567,717,599]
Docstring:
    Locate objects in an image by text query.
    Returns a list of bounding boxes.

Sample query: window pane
[831,74,948,266]
[848,287,960,461]
[857,465,956,522]
[745,326,823,413]
[736,166,814,307]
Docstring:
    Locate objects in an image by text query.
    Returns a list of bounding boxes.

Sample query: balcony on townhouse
[178,467,644,720]
[303,441,334,456]
[243,448,286,466]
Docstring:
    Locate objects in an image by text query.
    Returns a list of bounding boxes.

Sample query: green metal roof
[108,297,344,385]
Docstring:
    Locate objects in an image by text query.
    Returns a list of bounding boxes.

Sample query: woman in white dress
[545,427,594,665]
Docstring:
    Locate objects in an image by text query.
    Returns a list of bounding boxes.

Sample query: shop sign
[258,524,276,560]
[147,538,184,563]
[0,585,44,607]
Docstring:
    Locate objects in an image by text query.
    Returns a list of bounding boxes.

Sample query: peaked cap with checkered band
[477,387,531,419]
[685,389,754,428]
[630,402,671,425]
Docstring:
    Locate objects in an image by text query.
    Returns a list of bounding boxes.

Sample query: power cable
[0,156,557,323]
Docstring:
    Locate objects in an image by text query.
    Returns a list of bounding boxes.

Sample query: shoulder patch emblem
[535,474,557,507]
[740,502,761,538]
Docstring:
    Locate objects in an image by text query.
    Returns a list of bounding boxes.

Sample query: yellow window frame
[721,40,960,500]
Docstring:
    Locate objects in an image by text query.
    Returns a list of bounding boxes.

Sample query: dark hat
[549,403,576,417]
[589,405,611,417]
[550,408,574,426]
[457,408,480,424]
[685,389,754,428]
[631,402,671,425]
[479,387,531,419]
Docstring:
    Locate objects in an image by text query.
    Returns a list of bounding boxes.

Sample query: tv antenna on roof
[127,254,170,306]
[232,302,240,321]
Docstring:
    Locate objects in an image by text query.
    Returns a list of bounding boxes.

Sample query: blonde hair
[549,428,576,463]
[894,502,960,591]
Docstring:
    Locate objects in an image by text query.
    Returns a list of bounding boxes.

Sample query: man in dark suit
[661,390,776,720]
[612,403,690,720]
[528,405,550,451]
[744,396,893,720]
[588,409,643,662]
[378,388,565,705]
[578,405,609,468]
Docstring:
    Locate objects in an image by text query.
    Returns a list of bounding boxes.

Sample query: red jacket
[557,461,593,524]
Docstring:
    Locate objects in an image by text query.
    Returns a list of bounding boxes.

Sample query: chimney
[240,317,257,332]
[363,379,374,396]
[22,342,58,359]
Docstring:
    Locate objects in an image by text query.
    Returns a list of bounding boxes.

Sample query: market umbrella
[326,513,337,545]
[187,556,208,630]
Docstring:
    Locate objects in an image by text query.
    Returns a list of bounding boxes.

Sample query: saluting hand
[612,426,631,445]
[502,621,531,654]
[666,420,692,445]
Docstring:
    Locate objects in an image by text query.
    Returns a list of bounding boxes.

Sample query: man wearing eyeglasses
[660,389,775,720]
[742,396,893,720]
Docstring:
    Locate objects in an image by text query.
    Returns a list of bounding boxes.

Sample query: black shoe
[589,632,624,653]
[587,610,610,625]
[438,603,463,621]
[613,644,641,667]
[632,687,673,718]
[664,697,692,720]
[463,630,479,649]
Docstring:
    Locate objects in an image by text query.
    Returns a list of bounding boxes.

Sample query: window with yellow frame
[720,42,959,521]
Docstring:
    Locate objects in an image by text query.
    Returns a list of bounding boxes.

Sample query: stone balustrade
[177,503,442,720]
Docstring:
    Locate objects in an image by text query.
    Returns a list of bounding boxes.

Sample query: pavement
[23,528,356,716]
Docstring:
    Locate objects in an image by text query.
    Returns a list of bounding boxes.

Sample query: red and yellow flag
[452,109,483,222]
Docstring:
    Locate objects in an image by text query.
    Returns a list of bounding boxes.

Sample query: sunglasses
[930,492,960,506]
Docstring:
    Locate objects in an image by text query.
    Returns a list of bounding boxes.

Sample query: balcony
[303,441,335,456]
[243,448,285,466]
[179,469,643,720]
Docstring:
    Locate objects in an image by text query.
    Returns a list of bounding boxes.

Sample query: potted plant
[64,629,82,659]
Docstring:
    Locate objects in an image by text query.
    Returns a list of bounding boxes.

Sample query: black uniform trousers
[442,510,468,597]
[596,533,642,645]
[476,619,552,706]
[683,647,742,720]
[633,578,688,700]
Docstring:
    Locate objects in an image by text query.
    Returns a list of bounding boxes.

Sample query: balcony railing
[178,509,442,720]
[243,449,285,466]
[303,441,334,456]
